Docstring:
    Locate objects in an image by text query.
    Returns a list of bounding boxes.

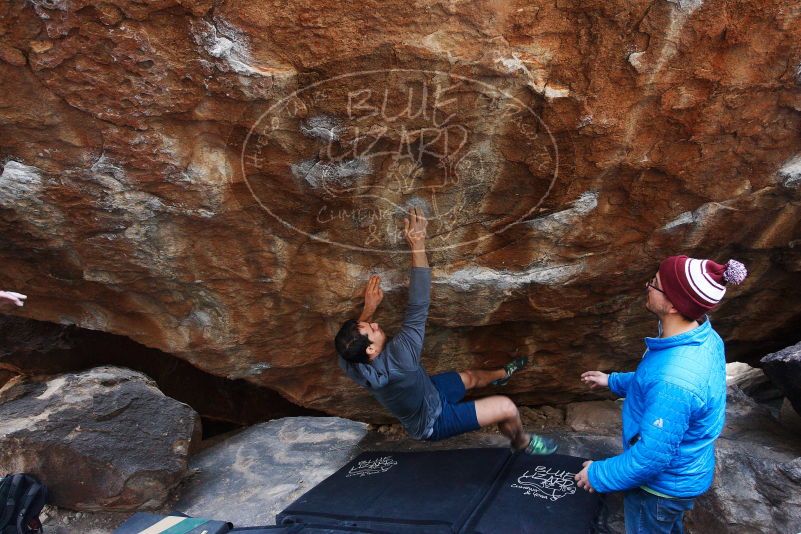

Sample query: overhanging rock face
[1,0,800,421]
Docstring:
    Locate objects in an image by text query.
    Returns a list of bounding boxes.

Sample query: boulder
[687,387,801,533]
[519,405,568,432]
[0,313,76,387]
[564,400,622,436]
[0,314,326,427]
[725,362,781,403]
[175,417,368,526]
[0,0,800,420]
[692,445,801,534]
[761,341,801,417]
[779,398,801,435]
[725,362,765,390]
[0,366,201,511]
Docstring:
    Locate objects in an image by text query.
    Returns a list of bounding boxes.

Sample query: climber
[0,291,26,307]
[575,256,748,534]
[335,206,557,454]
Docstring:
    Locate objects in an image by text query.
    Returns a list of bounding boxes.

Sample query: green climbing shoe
[491,356,529,386]
[522,434,558,455]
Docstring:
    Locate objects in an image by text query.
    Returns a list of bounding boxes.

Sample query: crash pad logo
[346,456,398,478]
[239,69,562,253]
[510,466,577,501]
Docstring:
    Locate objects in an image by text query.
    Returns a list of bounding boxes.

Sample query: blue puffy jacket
[588,318,726,498]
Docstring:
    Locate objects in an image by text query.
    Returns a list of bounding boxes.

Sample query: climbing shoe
[491,356,529,386]
[521,434,558,455]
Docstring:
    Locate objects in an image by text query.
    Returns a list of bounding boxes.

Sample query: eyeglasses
[646,277,665,294]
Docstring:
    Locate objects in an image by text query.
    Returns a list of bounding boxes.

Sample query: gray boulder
[761,341,801,416]
[725,362,766,391]
[725,362,781,403]
[780,398,801,435]
[175,417,368,526]
[686,386,801,533]
[0,366,201,511]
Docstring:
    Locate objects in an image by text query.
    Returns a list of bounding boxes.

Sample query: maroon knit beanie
[658,256,748,321]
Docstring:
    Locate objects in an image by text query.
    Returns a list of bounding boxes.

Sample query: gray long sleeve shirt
[338,267,442,439]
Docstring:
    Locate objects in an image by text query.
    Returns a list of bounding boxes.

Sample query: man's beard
[646,297,665,316]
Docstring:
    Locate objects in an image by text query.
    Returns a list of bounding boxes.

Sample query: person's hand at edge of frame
[0,291,27,308]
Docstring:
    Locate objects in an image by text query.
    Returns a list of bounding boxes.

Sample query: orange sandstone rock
[0,0,800,421]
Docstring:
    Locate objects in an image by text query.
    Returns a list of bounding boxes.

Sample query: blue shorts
[426,371,480,441]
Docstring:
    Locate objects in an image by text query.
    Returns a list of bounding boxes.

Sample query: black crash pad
[113,512,232,534]
[277,448,510,533]
[277,449,602,533]
[463,453,603,533]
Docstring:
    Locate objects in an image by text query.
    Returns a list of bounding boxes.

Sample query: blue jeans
[624,488,695,534]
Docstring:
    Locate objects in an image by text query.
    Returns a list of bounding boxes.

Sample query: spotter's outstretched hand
[581,371,609,389]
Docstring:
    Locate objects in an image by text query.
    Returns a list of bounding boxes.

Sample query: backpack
[0,474,47,534]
